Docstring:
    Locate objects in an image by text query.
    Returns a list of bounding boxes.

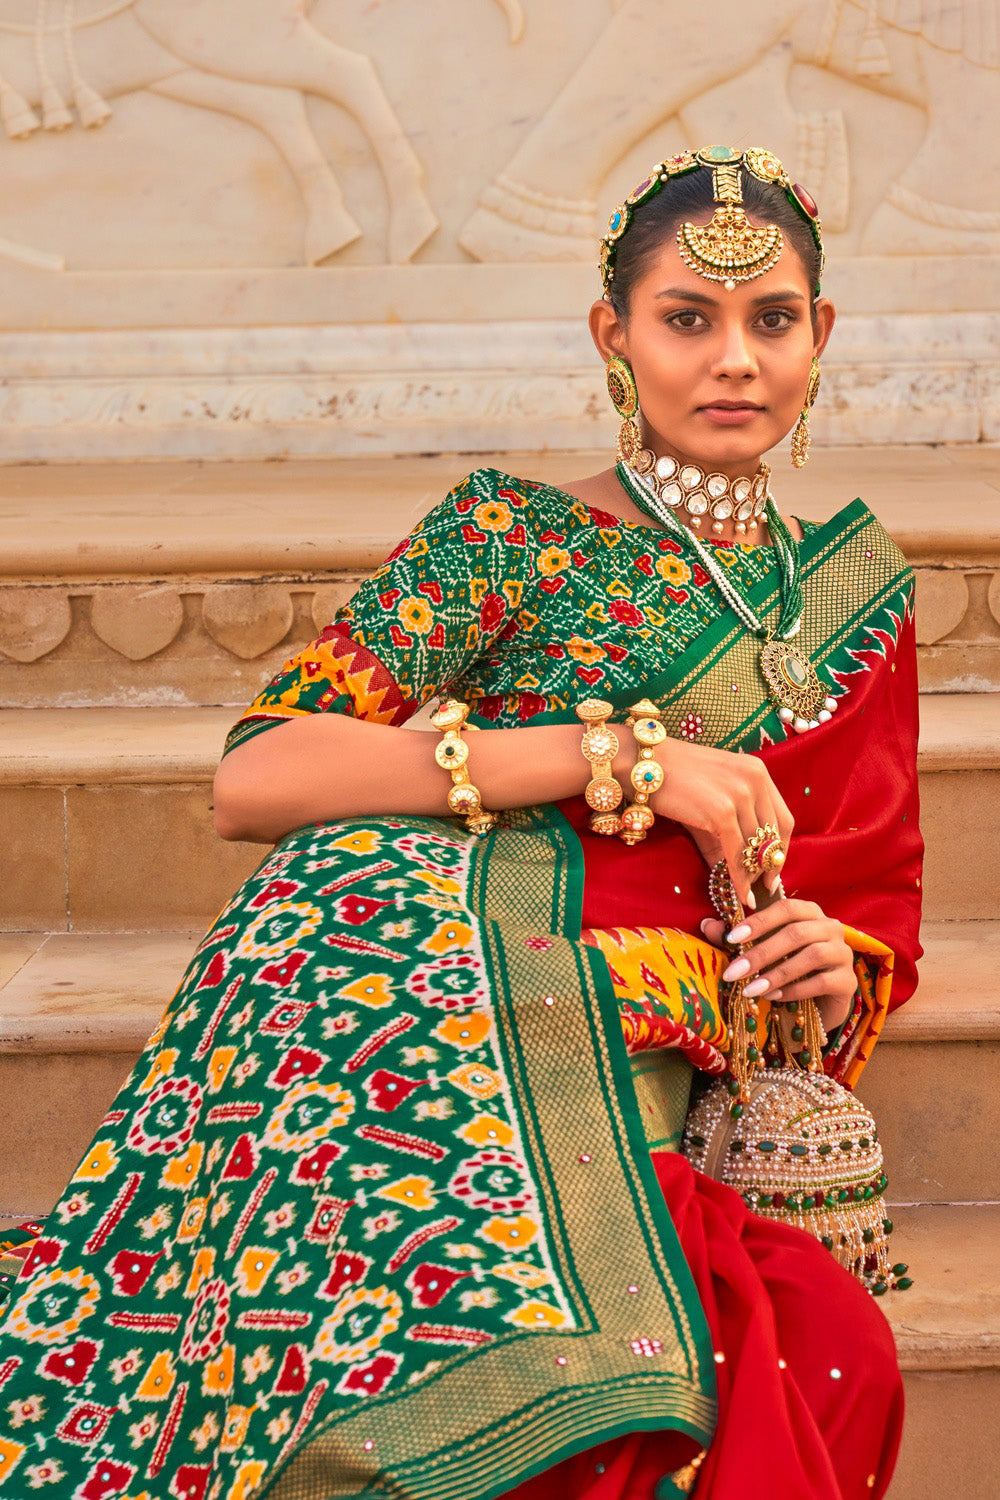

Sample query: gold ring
[740,824,786,878]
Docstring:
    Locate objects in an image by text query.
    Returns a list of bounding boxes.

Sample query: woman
[0,146,921,1500]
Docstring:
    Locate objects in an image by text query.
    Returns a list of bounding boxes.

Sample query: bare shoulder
[555,467,653,526]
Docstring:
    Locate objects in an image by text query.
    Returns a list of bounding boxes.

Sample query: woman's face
[591,232,835,479]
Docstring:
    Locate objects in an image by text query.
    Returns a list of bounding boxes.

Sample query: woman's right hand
[636,735,794,909]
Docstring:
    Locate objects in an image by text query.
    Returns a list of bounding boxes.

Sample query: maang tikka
[790,356,821,468]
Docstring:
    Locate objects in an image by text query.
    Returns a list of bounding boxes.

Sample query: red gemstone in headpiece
[791,182,819,220]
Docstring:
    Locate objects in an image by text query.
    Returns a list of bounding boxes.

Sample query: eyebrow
[654,286,807,308]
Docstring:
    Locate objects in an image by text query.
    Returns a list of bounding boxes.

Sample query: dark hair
[607,168,823,322]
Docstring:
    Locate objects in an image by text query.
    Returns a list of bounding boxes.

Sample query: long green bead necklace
[616,458,839,732]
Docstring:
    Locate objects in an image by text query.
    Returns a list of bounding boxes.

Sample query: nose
[710,318,759,381]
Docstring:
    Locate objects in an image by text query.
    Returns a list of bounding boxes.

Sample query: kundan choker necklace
[629,451,773,535]
[617,457,840,734]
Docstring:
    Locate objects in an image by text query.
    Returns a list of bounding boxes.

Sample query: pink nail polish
[722,957,751,982]
[727,924,752,944]
[743,976,770,998]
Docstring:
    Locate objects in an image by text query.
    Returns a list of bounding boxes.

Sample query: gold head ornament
[600,144,824,297]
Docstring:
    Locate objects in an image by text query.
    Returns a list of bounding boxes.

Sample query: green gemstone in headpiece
[700,144,738,163]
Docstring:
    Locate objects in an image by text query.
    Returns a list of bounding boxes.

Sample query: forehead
[630,232,813,302]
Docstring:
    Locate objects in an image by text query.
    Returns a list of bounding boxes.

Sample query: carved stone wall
[0,0,996,458]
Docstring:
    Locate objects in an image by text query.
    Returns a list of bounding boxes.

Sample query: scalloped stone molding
[2,568,997,708]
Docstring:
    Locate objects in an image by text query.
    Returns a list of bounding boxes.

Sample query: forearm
[214,713,623,843]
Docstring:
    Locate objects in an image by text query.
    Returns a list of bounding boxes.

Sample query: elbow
[212,760,264,843]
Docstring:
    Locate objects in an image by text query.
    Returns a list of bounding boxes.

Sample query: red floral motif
[363,1069,427,1112]
[320,1251,372,1302]
[126,1077,203,1156]
[405,1263,470,1309]
[257,950,309,988]
[680,712,704,742]
[259,999,318,1034]
[448,1151,533,1213]
[268,1047,326,1089]
[194,951,229,991]
[79,1459,137,1500]
[332,894,391,926]
[20,1236,62,1279]
[221,1133,259,1181]
[337,1352,400,1397]
[480,592,507,634]
[290,1141,343,1185]
[56,1400,116,1446]
[273,1343,309,1394]
[608,599,645,628]
[169,1465,212,1500]
[179,1278,231,1365]
[248,879,302,910]
[108,1249,163,1297]
[40,1337,100,1386]
[692,564,711,588]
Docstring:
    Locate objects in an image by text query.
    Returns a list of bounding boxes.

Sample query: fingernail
[745,889,757,910]
[765,873,781,893]
[700,918,713,936]
[726,924,752,943]
[743,976,770,997]
[722,957,751,982]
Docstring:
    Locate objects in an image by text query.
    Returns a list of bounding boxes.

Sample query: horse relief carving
[460,0,1000,262]
[0,0,528,269]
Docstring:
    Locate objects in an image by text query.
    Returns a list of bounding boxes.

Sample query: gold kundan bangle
[429,699,497,837]
[619,699,667,846]
[575,697,624,836]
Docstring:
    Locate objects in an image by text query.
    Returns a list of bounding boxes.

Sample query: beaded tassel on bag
[683,861,912,1295]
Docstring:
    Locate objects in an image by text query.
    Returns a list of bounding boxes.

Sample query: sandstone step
[885,1204,1000,1500]
[1,447,998,707]
[1,692,993,931]
[0,921,994,1220]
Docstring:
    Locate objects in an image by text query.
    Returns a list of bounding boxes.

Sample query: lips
[699,401,763,411]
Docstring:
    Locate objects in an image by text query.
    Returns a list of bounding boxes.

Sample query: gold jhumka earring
[605,355,654,472]
[790,356,822,469]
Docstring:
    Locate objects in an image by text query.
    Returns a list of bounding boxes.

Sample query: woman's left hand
[700,898,856,1035]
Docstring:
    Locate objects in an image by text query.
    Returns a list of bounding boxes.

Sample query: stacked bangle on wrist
[430,698,497,837]
[575,698,624,836]
[619,699,667,846]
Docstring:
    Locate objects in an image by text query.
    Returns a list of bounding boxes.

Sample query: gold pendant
[759,638,826,721]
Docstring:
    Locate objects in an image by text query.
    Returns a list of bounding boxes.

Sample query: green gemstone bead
[821,1234,834,1251]
[799,1050,812,1065]
[730,1103,744,1120]
[883,1218,894,1235]
[840,1140,853,1152]
[730,1140,745,1153]
[746,1016,757,1034]
[860,1137,870,1149]
[689,1134,706,1148]
[747,1046,759,1062]
[789,1143,808,1157]
[824,1194,836,1209]
[896,1277,914,1291]
[784,1196,799,1211]
[862,1229,875,1244]
[791,1025,804,1043]
[838,1189,849,1204]
[872,1281,888,1296]
[757,1140,777,1153]
[727,1078,740,1096]
[758,1194,772,1208]
[818,1143,833,1156]
[854,1186,865,1201]
[892,1263,909,1278]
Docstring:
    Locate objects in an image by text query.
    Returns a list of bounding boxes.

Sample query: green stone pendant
[759,636,837,734]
